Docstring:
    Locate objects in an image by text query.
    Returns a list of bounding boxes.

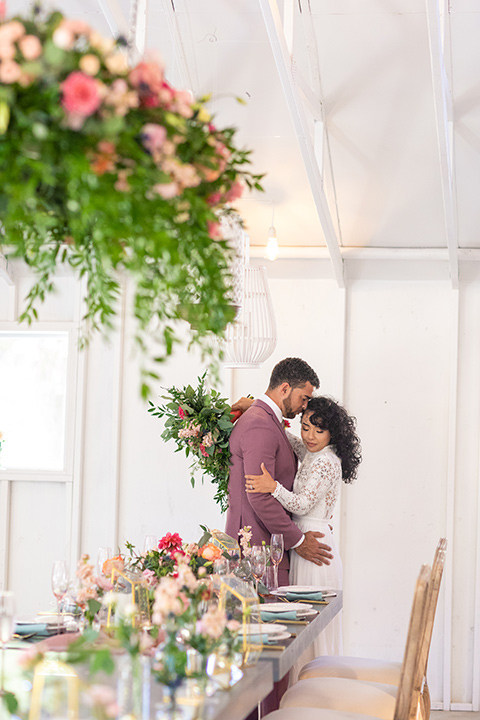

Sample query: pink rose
[153,182,180,199]
[129,61,164,93]
[207,192,222,207]
[0,41,15,60]
[18,34,42,60]
[207,221,222,240]
[0,21,25,43]
[141,123,167,153]
[61,71,102,117]
[199,443,209,458]
[178,407,185,419]
[0,60,21,84]
[224,180,244,203]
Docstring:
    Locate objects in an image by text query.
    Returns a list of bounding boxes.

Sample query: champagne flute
[51,560,68,632]
[0,591,15,696]
[270,534,284,591]
[143,535,158,553]
[96,546,112,576]
[250,545,267,596]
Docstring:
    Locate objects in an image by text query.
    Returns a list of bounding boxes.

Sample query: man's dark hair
[268,357,319,391]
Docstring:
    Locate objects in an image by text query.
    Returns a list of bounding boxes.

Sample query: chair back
[421,538,447,676]
[394,564,430,720]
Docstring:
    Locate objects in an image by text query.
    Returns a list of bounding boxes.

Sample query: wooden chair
[262,564,430,720]
[295,538,447,718]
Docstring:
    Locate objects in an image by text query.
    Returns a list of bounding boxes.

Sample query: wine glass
[96,546,112,576]
[51,560,68,632]
[270,534,284,591]
[250,545,267,596]
[143,535,158,553]
[0,591,15,696]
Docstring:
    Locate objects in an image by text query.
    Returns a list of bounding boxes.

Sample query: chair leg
[421,679,431,720]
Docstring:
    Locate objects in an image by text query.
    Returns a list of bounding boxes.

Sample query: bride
[244,395,361,669]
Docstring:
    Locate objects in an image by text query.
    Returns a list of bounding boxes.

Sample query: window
[0,331,69,471]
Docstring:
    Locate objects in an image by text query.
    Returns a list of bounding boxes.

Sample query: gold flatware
[278,597,328,605]
[262,645,287,651]
[270,619,309,625]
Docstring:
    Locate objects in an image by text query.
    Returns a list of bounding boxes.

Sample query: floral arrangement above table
[148,373,240,510]
[0,8,263,394]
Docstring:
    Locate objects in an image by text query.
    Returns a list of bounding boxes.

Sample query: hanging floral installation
[0,7,263,395]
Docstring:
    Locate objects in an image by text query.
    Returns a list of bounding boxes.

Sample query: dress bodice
[273,434,342,521]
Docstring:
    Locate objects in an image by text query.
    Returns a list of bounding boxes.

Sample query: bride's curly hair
[304,396,362,484]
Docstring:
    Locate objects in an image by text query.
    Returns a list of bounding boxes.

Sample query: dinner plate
[241,623,288,635]
[272,585,336,596]
[261,602,312,613]
[265,631,291,642]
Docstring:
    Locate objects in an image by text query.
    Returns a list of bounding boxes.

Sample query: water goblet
[0,591,15,696]
[270,534,284,590]
[143,536,158,553]
[250,545,267,596]
[51,560,69,632]
[96,546,112,576]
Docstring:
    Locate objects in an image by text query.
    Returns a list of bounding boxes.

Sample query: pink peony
[61,71,102,117]
[18,34,42,60]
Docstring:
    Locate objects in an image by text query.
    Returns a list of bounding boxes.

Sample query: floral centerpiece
[0,7,263,395]
[148,373,240,510]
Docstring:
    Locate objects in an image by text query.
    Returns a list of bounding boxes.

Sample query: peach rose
[102,555,124,576]
[199,543,222,561]
[79,54,100,76]
[0,60,21,84]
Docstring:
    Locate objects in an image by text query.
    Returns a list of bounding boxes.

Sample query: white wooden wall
[1,257,480,711]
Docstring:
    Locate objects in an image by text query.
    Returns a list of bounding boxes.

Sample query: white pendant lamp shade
[223,265,277,368]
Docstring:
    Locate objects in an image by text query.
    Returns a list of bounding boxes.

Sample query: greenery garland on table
[0,7,263,395]
[148,373,240,511]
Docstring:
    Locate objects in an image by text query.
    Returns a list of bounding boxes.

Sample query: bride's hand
[245,463,276,494]
[231,396,254,413]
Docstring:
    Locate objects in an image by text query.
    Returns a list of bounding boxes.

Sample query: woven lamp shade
[223,265,277,368]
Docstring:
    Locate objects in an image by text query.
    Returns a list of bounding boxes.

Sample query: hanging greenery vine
[0,7,263,395]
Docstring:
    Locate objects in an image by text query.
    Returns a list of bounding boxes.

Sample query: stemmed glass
[143,536,158,553]
[96,547,112,576]
[0,591,15,697]
[250,545,267,596]
[51,560,69,632]
[270,534,284,591]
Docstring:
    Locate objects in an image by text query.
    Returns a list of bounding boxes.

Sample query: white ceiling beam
[259,0,345,288]
[0,252,14,285]
[96,0,130,39]
[159,0,195,92]
[250,246,458,261]
[425,0,459,288]
[130,0,148,61]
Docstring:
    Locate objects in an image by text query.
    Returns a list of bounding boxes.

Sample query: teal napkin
[14,623,50,636]
[247,633,270,644]
[260,610,297,622]
[286,591,323,602]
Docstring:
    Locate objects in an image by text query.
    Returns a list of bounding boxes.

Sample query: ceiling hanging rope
[127,0,141,65]
[221,215,277,369]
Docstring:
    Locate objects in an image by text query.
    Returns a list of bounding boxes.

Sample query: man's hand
[294,531,333,566]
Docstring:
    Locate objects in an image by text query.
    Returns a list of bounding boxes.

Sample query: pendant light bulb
[266,225,278,261]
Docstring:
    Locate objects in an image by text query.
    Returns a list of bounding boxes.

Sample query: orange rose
[102,555,124,576]
[199,543,222,561]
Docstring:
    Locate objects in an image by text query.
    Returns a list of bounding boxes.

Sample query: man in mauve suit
[226,356,334,585]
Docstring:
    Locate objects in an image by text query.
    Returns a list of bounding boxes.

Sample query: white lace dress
[273,432,343,678]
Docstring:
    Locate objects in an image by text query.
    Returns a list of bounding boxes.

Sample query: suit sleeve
[241,426,303,550]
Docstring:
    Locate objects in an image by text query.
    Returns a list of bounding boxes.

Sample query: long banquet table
[5,591,342,720]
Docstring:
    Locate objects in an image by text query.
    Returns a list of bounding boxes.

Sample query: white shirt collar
[259,393,283,424]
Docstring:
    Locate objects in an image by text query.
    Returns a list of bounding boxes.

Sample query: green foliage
[1,691,18,715]
[148,373,237,510]
[0,9,264,393]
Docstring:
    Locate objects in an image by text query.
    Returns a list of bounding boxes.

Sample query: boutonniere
[283,419,291,428]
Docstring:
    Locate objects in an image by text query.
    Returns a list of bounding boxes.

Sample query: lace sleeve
[272,456,338,515]
[286,430,307,461]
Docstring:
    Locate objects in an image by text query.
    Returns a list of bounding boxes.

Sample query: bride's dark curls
[303,397,362,484]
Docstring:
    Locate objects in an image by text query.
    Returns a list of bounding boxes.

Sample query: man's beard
[282,394,296,419]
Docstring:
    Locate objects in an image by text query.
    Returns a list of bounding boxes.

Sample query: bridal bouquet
[148,373,238,510]
[0,8,263,394]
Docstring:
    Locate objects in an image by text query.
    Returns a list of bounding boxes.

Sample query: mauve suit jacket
[225,399,303,582]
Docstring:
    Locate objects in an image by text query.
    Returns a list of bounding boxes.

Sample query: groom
[226,357,333,585]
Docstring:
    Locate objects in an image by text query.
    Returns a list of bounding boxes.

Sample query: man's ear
[279,382,291,396]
